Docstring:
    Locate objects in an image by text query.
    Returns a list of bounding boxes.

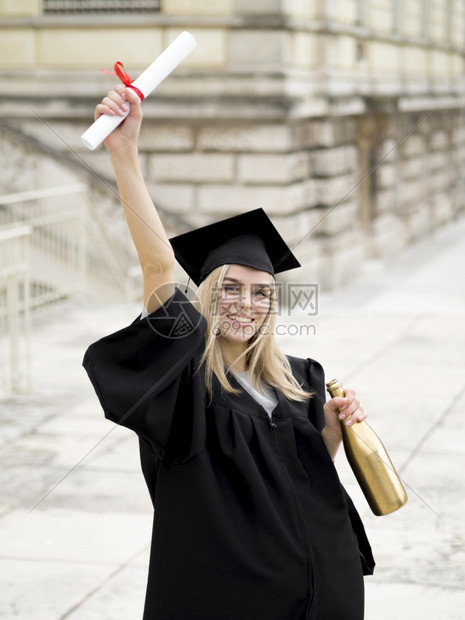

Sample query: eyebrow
[223,277,272,288]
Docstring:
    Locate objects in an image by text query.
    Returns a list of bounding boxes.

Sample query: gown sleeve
[82,288,207,455]
[288,355,376,576]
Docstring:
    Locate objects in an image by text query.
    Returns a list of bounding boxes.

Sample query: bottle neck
[326,379,345,399]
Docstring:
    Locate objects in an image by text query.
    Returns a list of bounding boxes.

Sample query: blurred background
[1,0,464,391]
[0,1,464,619]
[1,0,464,392]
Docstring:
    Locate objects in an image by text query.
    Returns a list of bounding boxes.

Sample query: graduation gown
[83,288,375,620]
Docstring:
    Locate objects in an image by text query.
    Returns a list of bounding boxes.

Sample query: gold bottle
[326,379,408,516]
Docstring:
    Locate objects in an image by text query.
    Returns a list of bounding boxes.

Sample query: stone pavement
[1,216,465,619]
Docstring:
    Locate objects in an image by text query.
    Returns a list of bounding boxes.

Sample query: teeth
[229,315,253,323]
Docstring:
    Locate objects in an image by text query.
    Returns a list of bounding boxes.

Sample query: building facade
[1,0,464,291]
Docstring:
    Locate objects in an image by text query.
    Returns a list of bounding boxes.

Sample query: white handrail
[0,225,31,393]
[0,183,87,206]
[0,183,141,393]
[0,224,32,241]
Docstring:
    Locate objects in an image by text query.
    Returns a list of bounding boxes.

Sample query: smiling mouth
[227,314,254,324]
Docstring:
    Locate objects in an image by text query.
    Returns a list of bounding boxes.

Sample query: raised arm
[95,84,175,312]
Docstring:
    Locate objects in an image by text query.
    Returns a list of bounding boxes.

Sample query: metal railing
[0,183,140,393]
[0,225,32,393]
[0,184,88,310]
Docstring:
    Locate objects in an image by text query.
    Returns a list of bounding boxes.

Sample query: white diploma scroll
[81,31,197,150]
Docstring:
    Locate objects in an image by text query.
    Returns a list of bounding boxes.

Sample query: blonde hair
[197,264,311,402]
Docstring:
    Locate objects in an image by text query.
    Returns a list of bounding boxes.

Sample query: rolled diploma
[81,31,197,150]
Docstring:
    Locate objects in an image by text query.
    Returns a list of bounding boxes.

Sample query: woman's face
[216,264,273,348]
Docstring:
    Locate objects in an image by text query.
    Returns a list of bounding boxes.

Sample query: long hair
[197,264,311,401]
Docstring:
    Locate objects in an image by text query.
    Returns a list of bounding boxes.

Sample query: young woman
[83,84,375,620]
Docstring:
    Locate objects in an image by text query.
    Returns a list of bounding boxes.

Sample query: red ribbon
[100,61,145,101]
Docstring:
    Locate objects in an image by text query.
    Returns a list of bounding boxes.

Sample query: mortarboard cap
[170,208,300,286]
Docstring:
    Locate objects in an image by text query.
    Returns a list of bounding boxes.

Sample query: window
[356,0,367,27]
[445,0,453,41]
[421,0,429,38]
[392,0,401,34]
[43,0,161,13]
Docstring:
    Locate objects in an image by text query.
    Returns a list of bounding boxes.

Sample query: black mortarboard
[170,208,300,286]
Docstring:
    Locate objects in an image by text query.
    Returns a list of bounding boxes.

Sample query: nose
[237,285,252,308]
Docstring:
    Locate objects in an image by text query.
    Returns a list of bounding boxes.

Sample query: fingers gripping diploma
[322,389,368,460]
[94,86,143,151]
[80,30,197,150]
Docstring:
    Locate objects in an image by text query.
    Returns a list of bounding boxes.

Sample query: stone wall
[129,106,464,289]
[0,0,464,292]
[363,108,465,263]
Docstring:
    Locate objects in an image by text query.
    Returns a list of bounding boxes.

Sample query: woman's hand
[94,84,143,153]
[325,388,367,429]
[321,389,368,461]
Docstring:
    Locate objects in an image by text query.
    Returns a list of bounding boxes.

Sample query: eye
[253,287,271,299]
[222,284,240,294]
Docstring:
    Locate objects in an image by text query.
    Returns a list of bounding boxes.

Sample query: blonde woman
[84,85,374,620]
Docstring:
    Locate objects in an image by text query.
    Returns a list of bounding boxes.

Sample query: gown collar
[224,372,284,420]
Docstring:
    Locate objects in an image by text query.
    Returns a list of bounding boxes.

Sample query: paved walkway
[1,216,465,619]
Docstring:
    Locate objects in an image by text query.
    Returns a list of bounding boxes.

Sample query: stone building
[1,0,464,295]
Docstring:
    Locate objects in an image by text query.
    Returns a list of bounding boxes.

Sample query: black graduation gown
[83,288,375,620]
